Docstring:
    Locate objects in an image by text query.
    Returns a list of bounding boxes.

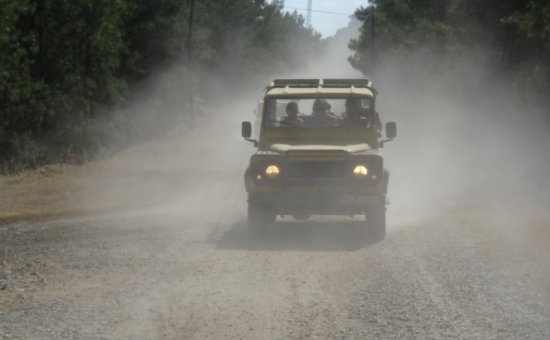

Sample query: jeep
[241,79,396,240]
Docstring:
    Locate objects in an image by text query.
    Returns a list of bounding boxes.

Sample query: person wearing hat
[309,99,337,127]
[338,97,381,132]
[280,102,304,127]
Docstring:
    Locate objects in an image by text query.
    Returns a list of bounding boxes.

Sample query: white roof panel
[265,87,375,97]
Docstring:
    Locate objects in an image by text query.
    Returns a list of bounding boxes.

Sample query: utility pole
[306,0,312,28]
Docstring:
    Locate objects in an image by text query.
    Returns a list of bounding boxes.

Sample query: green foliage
[349,0,550,106]
[503,0,550,101]
[192,1,320,80]
[0,0,321,173]
[120,0,189,81]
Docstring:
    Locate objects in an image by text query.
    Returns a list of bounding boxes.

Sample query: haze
[1,6,549,340]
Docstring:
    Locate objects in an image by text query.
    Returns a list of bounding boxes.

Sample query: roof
[264,78,377,97]
[265,87,375,97]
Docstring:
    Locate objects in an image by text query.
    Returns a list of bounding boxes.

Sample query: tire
[248,197,276,235]
[366,204,386,241]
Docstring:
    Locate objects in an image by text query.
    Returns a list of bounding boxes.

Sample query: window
[264,97,373,128]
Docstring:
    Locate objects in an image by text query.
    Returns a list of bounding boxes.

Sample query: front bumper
[249,191,384,215]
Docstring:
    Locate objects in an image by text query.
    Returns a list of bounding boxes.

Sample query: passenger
[309,99,337,127]
[280,102,304,127]
[338,97,381,131]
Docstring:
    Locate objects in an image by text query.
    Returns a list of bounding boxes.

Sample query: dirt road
[1,117,550,339]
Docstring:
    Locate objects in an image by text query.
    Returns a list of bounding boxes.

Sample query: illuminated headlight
[265,165,280,179]
[353,165,368,177]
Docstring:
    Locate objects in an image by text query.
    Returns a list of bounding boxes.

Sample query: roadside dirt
[1,116,550,339]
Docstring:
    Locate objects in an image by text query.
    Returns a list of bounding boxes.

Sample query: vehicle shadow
[211,219,381,252]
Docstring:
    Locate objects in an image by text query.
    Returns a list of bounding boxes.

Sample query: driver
[280,102,304,127]
[338,97,381,131]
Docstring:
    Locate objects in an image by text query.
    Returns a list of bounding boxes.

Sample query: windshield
[264,97,374,128]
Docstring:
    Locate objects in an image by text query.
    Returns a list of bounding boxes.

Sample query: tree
[348,0,550,105]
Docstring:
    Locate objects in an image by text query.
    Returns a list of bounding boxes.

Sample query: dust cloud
[282,21,550,288]
[274,17,550,233]
[67,10,550,240]
[87,15,550,227]
[373,49,550,220]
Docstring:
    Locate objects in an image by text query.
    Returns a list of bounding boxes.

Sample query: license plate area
[337,195,381,206]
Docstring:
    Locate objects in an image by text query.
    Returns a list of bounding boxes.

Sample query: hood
[269,143,372,153]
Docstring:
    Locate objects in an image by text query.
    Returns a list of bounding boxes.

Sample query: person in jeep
[309,99,337,127]
[280,102,304,127]
[338,97,382,132]
[338,98,370,127]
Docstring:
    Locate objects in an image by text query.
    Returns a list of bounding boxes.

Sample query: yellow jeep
[241,79,396,240]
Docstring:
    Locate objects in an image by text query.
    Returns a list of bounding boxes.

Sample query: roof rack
[323,79,373,88]
[268,78,376,93]
[270,79,322,88]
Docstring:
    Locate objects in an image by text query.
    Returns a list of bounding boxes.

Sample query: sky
[283,0,367,38]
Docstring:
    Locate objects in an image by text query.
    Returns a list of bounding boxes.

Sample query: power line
[285,6,369,19]
[306,0,312,28]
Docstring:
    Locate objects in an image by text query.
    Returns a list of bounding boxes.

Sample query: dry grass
[0,135,194,224]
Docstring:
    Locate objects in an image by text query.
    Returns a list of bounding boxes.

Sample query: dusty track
[1,118,550,339]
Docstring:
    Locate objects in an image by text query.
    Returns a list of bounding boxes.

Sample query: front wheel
[365,204,386,242]
[248,197,276,235]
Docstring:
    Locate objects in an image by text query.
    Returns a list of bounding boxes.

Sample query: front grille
[285,160,346,186]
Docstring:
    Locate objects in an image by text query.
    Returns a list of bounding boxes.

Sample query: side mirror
[242,121,252,139]
[385,122,397,139]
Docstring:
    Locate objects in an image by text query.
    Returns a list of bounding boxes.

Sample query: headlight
[353,165,368,177]
[265,165,280,179]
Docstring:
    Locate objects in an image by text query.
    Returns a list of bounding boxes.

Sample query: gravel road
[1,116,550,339]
